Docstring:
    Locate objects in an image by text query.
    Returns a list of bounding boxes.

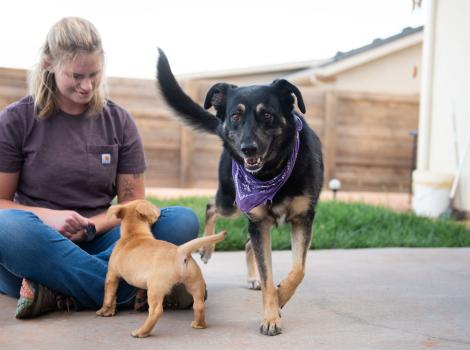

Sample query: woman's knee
[0,209,62,261]
[177,206,200,239]
[0,209,37,247]
[154,206,200,245]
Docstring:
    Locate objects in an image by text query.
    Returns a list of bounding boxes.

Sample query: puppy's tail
[157,48,220,135]
[176,231,227,257]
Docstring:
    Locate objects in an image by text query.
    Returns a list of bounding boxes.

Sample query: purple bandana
[232,114,303,213]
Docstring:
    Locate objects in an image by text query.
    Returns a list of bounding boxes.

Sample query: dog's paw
[131,329,150,338]
[259,316,282,336]
[247,278,261,290]
[198,245,214,264]
[96,306,116,317]
[191,320,207,329]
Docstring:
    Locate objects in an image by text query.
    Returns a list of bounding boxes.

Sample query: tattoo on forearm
[122,179,135,200]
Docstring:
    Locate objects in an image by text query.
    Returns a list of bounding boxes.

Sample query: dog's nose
[241,143,258,157]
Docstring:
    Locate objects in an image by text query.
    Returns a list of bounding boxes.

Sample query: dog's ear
[107,204,125,219]
[271,79,306,114]
[136,202,161,224]
[204,83,237,112]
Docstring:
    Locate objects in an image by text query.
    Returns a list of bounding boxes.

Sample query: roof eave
[317,31,423,78]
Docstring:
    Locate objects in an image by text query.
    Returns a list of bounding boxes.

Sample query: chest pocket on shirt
[86,144,118,192]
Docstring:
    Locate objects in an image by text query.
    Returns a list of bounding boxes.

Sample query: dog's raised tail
[177,231,227,257]
[157,48,220,135]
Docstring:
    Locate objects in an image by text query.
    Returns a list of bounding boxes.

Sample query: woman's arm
[117,172,146,203]
[0,172,91,240]
[0,172,19,208]
[87,172,146,234]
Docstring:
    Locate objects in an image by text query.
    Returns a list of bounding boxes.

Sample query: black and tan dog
[156,50,323,336]
[96,199,226,338]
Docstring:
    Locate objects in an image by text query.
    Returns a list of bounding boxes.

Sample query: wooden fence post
[179,80,196,187]
[179,126,192,187]
[324,91,337,184]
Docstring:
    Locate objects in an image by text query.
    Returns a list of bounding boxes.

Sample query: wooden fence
[0,68,419,192]
[324,91,419,192]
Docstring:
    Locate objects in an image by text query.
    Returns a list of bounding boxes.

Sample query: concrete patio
[1,248,470,350]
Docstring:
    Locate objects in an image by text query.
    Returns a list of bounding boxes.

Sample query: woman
[0,17,199,318]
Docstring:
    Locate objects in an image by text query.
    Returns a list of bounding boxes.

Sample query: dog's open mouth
[244,157,264,172]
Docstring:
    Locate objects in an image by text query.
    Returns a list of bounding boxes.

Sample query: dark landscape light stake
[328,178,341,200]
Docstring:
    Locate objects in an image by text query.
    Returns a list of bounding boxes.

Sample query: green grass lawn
[148,197,470,250]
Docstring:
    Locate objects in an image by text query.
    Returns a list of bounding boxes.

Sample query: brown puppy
[96,199,226,338]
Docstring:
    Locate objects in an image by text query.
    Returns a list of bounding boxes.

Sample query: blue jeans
[0,207,199,309]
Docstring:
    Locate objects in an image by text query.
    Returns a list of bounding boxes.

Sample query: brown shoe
[133,288,148,311]
[163,283,203,310]
[15,278,77,319]
[133,284,206,311]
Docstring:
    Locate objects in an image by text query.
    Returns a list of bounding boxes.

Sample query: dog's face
[204,79,305,173]
[107,199,161,225]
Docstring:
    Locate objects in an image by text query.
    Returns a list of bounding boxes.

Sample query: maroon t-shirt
[0,96,146,217]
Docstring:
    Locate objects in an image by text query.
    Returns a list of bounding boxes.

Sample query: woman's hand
[37,208,93,241]
[66,229,90,243]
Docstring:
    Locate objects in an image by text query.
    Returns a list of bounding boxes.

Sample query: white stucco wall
[430,0,470,210]
[416,0,470,212]
[333,44,422,94]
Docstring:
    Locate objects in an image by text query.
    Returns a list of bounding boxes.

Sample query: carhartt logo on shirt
[101,153,111,165]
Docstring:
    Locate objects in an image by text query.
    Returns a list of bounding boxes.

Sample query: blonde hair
[29,17,107,118]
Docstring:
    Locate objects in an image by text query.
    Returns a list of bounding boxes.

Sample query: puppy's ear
[204,83,237,113]
[107,204,125,219]
[271,79,306,114]
[136,202,161,224]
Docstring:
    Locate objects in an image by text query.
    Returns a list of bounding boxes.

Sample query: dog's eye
[264,112,272,120]
[231,113,241,122]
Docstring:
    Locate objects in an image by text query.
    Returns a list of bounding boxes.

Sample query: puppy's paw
[259,316,282,336]
[96,306,116,317]
[131,329,150,338]
[198,245,214,264]
[191,320,207,329]
[247,278,261,290]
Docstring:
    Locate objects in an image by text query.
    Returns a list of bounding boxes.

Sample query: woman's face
[54,51,103,115]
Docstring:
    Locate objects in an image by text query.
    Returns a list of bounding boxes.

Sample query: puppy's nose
[241,143,258,157]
